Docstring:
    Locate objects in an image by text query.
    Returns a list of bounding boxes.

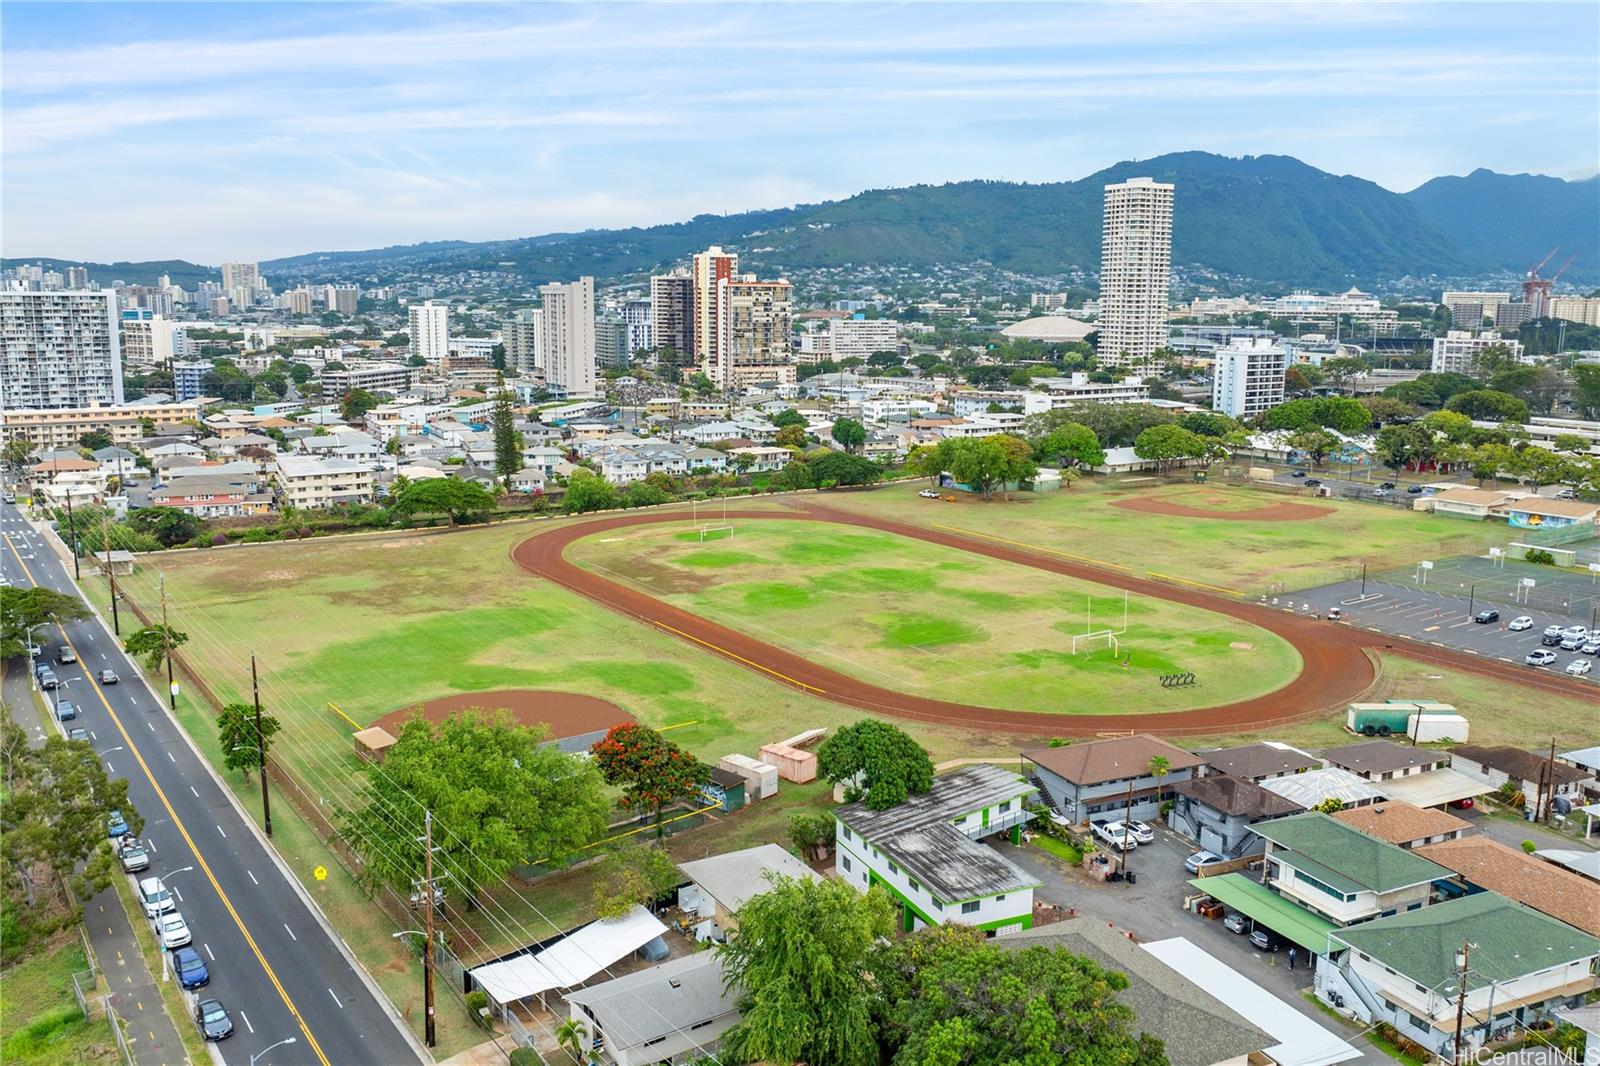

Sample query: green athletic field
[568,520,1304,714]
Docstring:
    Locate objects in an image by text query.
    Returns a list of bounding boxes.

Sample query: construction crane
[1527,246,1561,279]
[1549,254,1578,282]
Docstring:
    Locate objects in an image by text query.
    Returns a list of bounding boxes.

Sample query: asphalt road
[2,501,422,1066]
[1289,577,1600,688]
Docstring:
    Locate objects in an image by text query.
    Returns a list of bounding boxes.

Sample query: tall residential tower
[1096,177,1174,373]
[538,277,597,395]
[408,300,450,364]
[0,290,124,409]
[691,246,738,359]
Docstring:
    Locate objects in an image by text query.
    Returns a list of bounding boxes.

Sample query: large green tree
[390,477,497,525]
[589,723,707,836]
[590,843,681,920]
[1287,428,1341,471]
[809,450,883,487]
[128,506,207,547]
[831,417,867,454]
[1,719,144,921]
[715,875,895,1066]
[876,925,1168,1066]
[1133,424,1205,474]
[122,623,187,672]
[216,702,280,781]
[945,437,1009,499]
[562,469,618,513]
[489,392,523,491]
[1,586,90,658]
[816,719,934,810]
[341,712,608,908]
[1445,389,1530,423]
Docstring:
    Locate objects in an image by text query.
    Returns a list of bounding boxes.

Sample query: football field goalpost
[692,498,733,541]
[1071,630,1119,656]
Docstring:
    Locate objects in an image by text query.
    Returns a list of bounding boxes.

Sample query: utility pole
[1452,940,1472,1065]
[1540,737,1557,822]
[64,487,80,579]
[422,810,437,1048]
[100,513,120,635]
[160,575,176,710]
[1118,774,1135,878]
[251,653,271,838]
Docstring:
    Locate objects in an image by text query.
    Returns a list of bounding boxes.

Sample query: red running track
[510,505,1593,737]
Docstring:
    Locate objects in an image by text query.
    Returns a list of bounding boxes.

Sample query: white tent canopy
[470,905,667,1006]
[1141,937,1361,1066]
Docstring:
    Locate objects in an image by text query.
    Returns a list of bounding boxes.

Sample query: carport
[1373,768,1494,809]
[1190,873,1339,954]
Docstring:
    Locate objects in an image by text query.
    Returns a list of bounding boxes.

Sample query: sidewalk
[3,645,188,1066]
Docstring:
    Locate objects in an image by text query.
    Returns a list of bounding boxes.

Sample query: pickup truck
[1091,819,1137,851]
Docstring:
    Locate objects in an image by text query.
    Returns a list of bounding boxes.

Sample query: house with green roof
[1318,892,1600,1061]
[1253,812,1450,927]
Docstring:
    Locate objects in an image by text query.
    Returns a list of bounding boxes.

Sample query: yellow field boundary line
[657,720,699,733]
[930,523,1136,573]
[1146,571,1243,597]
[651,620,826,695]
[326,700,361,730]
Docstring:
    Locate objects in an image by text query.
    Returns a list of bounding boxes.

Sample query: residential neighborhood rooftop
[1451,745,1590,788]
[1022,734,1206,786]
[1257,766,1385,809]
[1320,740,1445,777]
[1197,742,1320,780]
[676,844,820,915]
[1330,801,1470,846]
[563,951,735,1051]
[1332,892,1600,993]
[1171,774,1303,820]
[1254,813,1451,894]
[1416,836,1600,936]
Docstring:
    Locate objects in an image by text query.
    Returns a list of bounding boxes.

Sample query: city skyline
[2,1,1597,263]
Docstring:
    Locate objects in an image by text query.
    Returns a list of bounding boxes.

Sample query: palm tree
[1147,755,1170,824]
[555,1018,588,1064]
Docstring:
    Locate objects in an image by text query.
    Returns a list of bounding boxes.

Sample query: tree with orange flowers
[590,723,708,838]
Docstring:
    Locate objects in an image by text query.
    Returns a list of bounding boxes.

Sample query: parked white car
[1567,659,1592,677]
[1508,616,1534,632]
[1120,820,1156,845]
[138,877,174,918]
[158,911,192,950]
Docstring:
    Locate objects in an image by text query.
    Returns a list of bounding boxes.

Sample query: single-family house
[685,447,727,473]
[1321,893,1600,1059]
[273,455,374,509]
[1254,813,1449,927]
[1167,774,1305,859]
[1320,741,1449,783]
[1448,745,1590,812]
[91,446,140,480]
[564,952,738,1066]
[676,844,820,937]
[834,765,1039,935]
[1422,487,1515,520]
[1197,742,1321,782]
[148,475,273,517]
[595,448,651,485]
[1330,801,1470,850]
[1416,836,1600,936]
[1024,734,1207,824]
[1559,746,1600,802]
[727,445,790,472]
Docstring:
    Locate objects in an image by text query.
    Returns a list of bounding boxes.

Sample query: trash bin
[1126,872,1137,885]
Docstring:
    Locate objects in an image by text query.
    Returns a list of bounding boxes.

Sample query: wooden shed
[353,726,397,764]
[759,742,817,784]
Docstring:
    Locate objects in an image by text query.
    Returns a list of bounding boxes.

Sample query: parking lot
[1277,578,1600,686]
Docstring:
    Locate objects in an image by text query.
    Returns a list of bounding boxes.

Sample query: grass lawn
[815,479,1492,593]
[1031,835,1083,865]
[0,934,118,1066]
[570,520,1303,714]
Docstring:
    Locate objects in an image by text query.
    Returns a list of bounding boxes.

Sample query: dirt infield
[1111,491,1336,522]
[509,505,1591,738]
[373,689,633,740]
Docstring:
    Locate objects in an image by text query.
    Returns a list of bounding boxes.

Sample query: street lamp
[250,1036,297,1065]
[158,865,195,892]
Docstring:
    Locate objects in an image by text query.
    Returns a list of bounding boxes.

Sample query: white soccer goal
[1070,629,1119,656]
[698,525,734,542]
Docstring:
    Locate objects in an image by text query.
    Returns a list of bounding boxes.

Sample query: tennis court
[1374,547,1600,621]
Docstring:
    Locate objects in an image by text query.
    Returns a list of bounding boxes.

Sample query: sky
[3,1,1596,264]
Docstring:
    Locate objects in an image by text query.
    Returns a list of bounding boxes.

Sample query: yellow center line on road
[4,534,332,1066]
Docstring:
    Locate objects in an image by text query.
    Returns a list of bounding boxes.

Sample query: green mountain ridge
[9,153,1596,290]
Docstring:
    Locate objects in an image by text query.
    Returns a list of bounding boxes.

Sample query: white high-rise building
[1097,177,1174,373]
[66,266,90,289]
[828,318,900,362]
[712,275,794,389]
[1430,331,1526,375]
[691,246,738,358]
[221,262,262,292]
[284,288,314,315]
[121,317,190,371]
[538,277,597,395]
[503,308,544,376]
[408,300,450,364]
[0,290,124,409]
[622,299,653,355]
[1211,338,1288,419]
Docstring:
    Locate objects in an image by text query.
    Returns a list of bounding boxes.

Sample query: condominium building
[172,361,210,402]
[538,276,597,395]
[713,275,793,389]
[692,246,739,358]
[408,300,450,364]
[1441,290,1510,327]
[1,290,124,409]
[503,308,543,376]
[1211,338,1289,419]
[595,316,630,371]
[284,288,314,315]
[272,455,374,509]
[1430,330,1525,375]
[120,317,190,370]
[325,286,359,316]
[319,361,417,401]
[66,267,90,289]
[1267,289,1400,335]
[0,401,202,449]
[650,271,694,357]
[622,299,653,355]
[1097,177,1174,372]
[221,262,262,292]
[828,318,900,362]
[1550,295,1600,327]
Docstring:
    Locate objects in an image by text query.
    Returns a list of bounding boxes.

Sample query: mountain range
[11,153,1597,291]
